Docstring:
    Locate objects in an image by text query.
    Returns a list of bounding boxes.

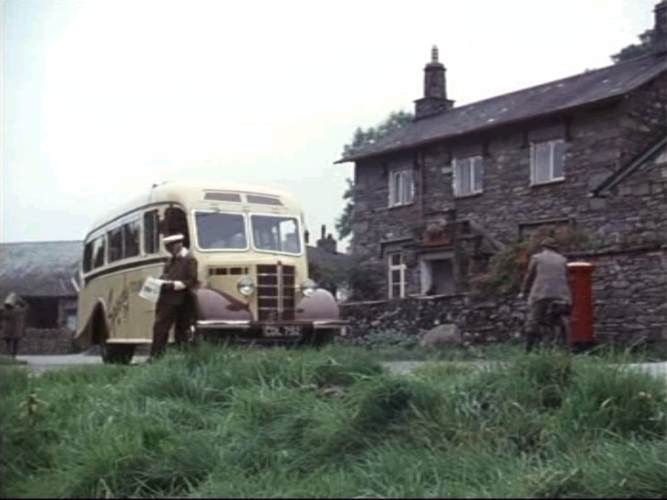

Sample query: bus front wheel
[101,343,135,364]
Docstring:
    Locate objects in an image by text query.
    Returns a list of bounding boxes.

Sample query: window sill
[530,178,565,188]
[384,202,415,211]
[454,191,484,200]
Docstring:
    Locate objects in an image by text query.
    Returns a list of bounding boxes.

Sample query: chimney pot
[654,1,667,54]
[414,46,454,120]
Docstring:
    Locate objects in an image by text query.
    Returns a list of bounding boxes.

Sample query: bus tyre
[101,343,135,364]
[311,329,335,348]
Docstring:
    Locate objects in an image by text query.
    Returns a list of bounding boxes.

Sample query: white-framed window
[531,139,566,185]
[388,168,415,207]
[453,156,484,197]
[388,252,407,299]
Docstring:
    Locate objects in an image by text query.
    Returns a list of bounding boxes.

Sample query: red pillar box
[567,262,596,348]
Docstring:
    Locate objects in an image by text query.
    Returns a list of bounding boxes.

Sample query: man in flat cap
[1,292,28,358]
[149,233,199,360]
[519,237,572,353]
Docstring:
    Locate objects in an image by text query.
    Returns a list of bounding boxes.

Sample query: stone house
[338,2,667,343]
[0,241,82,354]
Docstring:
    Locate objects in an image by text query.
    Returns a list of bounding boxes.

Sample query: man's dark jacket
[158,249,198,305]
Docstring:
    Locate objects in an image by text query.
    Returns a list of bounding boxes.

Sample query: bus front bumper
[196,319,348,331]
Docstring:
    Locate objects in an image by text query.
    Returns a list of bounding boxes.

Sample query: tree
[611,29,654,63]
[336,110,414,239]
[335,178,354,240]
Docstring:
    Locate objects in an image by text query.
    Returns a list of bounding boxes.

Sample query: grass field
[1,344,666,498]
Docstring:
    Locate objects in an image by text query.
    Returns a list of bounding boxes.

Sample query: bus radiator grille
[256,265,295,321]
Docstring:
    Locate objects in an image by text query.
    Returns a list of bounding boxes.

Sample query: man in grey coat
[519,237,572,352]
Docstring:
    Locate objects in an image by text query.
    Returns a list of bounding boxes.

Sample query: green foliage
[341,110,414,158]
[472,225,590,294]
[344,258,386,301]
[336,110,414,241]
[334,177,354,240]
[612,29,655,63]
[2,346,667,498]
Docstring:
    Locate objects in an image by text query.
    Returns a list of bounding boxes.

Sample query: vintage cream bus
[75,181,345,363]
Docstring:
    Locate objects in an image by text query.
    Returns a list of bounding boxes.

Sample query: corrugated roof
[339,54,667,163]
[0,241,82,299]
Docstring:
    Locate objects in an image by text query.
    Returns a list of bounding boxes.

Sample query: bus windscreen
[195,212,247,250]
[251,215,301,254]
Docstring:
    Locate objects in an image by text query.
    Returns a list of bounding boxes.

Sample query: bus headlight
[237,276,255,297]
[301,279,318,297]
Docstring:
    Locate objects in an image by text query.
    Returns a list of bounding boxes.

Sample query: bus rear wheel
[101,343,135,364]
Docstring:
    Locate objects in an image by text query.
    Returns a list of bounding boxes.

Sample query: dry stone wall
[0,328,75,355]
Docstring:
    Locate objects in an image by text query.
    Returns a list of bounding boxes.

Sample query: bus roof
[86,180,302,238]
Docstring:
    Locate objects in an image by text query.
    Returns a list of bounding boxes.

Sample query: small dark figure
[1,292,28,357]
[149,234,198,361]
[519,238,572,353]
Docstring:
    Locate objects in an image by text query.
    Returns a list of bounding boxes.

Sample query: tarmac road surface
[15,354,148,374]
[13,355,667,383]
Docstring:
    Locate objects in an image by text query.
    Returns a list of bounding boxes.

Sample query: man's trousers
[150,302,191,358]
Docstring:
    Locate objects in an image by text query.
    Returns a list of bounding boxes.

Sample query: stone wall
[341,293,526,343]
[341,247,667,345]
[0,328,75,355]
[577,247,667,343]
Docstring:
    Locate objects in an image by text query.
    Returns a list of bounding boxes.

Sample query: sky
[0,0,659,252]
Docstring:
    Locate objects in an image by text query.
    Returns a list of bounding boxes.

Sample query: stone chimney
[654,1,667,55]
[316,224,337,254]
[414,46,454,120]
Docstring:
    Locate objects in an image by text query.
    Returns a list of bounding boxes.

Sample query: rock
[419,323,461,349]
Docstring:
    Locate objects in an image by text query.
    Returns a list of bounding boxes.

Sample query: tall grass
[1,344,666,498]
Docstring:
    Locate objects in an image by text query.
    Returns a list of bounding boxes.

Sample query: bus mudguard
[74,300,111,351]
[194,287,252,322]
[295,289,340,321]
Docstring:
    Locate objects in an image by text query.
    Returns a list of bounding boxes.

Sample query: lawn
[1,344,666,498]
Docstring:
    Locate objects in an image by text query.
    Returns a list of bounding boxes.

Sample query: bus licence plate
[263,325,302,337]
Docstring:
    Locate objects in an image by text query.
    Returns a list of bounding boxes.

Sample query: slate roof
[0,241,83,299]
[339,53,667,163]
[306,245,354,273]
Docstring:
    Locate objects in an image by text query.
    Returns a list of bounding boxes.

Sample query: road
[13,354,667,383]
[15,354,148,375]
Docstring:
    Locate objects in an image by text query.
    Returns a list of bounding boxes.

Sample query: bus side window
[124,220,141,258]
[144,210,159,254]
[92,236,106,269]
[163,206,190,249]
[108,227,123,263]
[83,241,94,272]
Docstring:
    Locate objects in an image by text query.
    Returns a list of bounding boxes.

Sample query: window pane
[83,242,93,272]
[392,284,401,298]
[388,171,396,205]
[93,237,106,268]
[196,212,247,249]
[473,157,484,192]
[402,170,414,203]
[204,191,242,202]
[552,141,566,179]
[452,162,460,196]
[390,253,401,266]
[251,215,301,253]
[533,143,551,184]
[246,194,282,206]
[462,159,472,194]
[144,210,159,254]
[123,220,141,258]
[108,227,123,263]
